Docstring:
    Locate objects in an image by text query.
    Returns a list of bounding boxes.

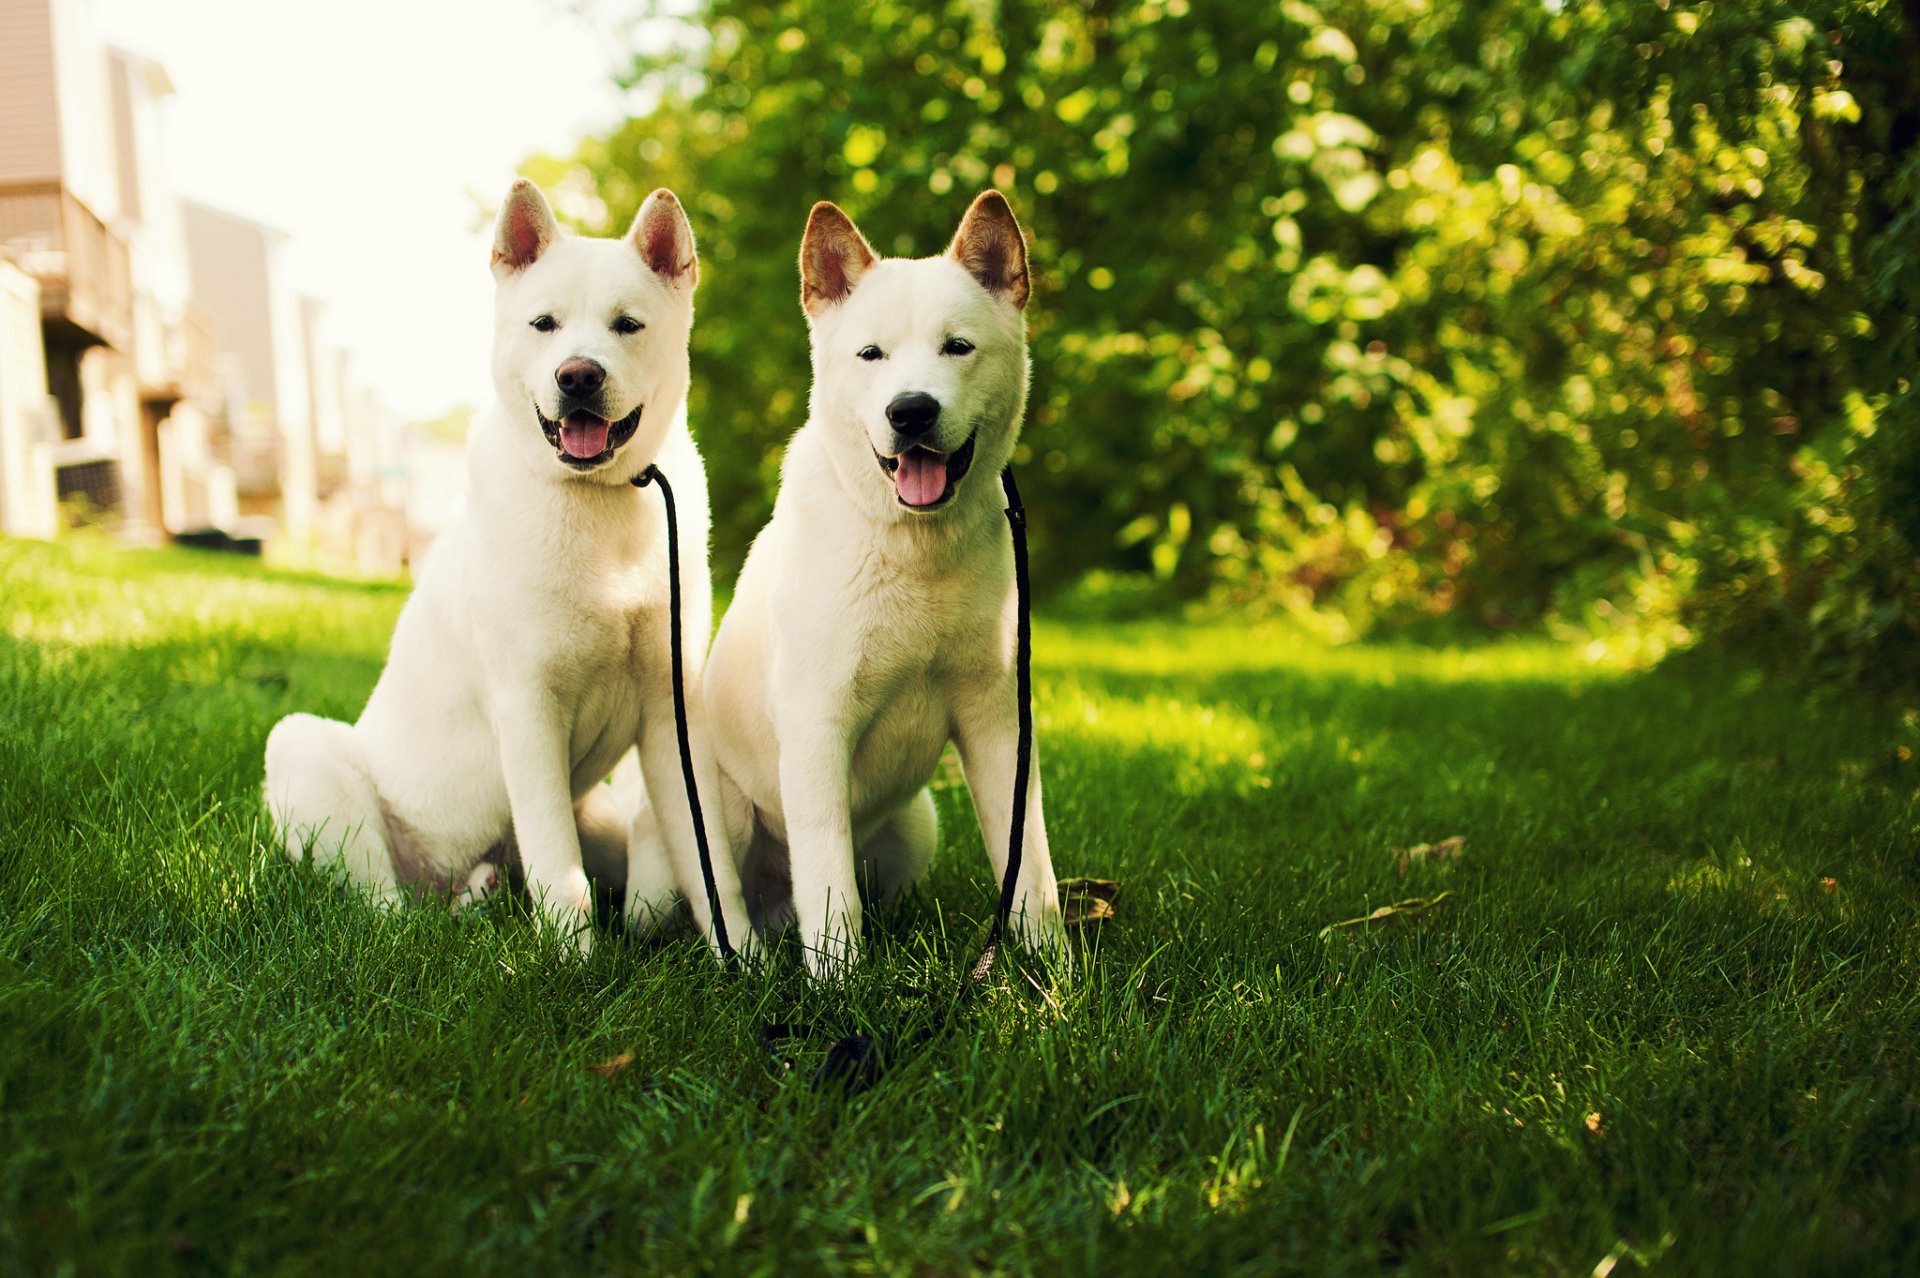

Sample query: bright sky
[94,0,657,422]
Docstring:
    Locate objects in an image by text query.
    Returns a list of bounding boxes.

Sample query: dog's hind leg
[858,786,938,905]
[576,770,632,891]
[740,819,795,936]
[618,756,683,938]
[621,810,682,938]
[453,859,505,913]
[263,713,401,904]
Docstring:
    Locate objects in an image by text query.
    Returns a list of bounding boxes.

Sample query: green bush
[527,0,1920,677]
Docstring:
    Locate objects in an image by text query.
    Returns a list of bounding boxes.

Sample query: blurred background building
[0,0,435,571]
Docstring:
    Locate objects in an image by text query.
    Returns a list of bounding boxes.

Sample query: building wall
[107,44,143,224]
[181,203,277,412]
[182,201,317,544]
[48,0,118,220]
[0,0,62,184]
[0,259,58,538]
[156,399,235,532]
[109,49,191,386]
[300,294,346,458]
[65,343,139,532]
[266,244,314,542]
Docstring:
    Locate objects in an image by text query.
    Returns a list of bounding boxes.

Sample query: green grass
[3,536,1918,1275]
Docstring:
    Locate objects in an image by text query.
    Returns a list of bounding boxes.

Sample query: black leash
[632,463,735,963]
[762,467,1035,1093]
[978,464,1032,981]
[640,461,1034,1094]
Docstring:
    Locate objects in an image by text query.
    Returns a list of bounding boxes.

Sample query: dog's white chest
[547,581,661,765]
[848,672,949,814]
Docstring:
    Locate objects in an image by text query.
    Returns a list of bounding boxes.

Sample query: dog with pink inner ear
[263,179,751,960]
[642,190,1066,980]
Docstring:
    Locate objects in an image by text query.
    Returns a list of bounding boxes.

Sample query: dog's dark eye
[613,316,643,335]
[530,315,557,333]
[857,345,885,362]
[941,337,976,357]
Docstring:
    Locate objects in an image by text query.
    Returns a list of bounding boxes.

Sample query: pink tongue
[895,449,949,506]
[560,415,610,459]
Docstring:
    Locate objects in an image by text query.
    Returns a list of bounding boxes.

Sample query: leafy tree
[527,0,1920,677]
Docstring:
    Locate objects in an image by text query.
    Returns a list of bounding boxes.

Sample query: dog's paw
[623,888,681,939]
[533,877,596,960]
[452,863,503,915]
[365,880,408,911]
[1015,899,1073,971]
[802,934,860,985]
[544,911,594,961]
[719,926,766,969]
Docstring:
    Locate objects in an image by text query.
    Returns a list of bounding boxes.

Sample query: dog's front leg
[776,722,861,981]
[494,692,594,957]
[637,682,753,961]
[953,679,1066,955]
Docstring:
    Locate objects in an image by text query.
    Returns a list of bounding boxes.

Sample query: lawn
[2,535,1916,1275]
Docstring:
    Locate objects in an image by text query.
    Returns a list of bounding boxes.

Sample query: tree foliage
[528,0,1920,674]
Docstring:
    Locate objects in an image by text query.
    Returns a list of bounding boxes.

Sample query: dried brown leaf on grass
[1393,836,1466,878]
[587,1050,635,1078]
[1059,877,1121,927]
[1318,891,1455,940]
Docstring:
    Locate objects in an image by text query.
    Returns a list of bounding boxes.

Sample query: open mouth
[535,403,643,469]
[875,431,977,510]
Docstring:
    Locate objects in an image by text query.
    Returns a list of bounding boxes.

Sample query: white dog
[263,179,750,957]
[691,190,1065,978]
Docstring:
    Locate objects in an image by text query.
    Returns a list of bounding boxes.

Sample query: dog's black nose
[555,358,606,397]
[885,391,942,437]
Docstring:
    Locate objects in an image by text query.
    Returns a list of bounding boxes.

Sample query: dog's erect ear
[800,202,877,318]
[629,188,698,287]
[492,179,560,275]
[947,190,1029,310]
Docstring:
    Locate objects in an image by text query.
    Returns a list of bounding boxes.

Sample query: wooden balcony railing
[0,182,133,351]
